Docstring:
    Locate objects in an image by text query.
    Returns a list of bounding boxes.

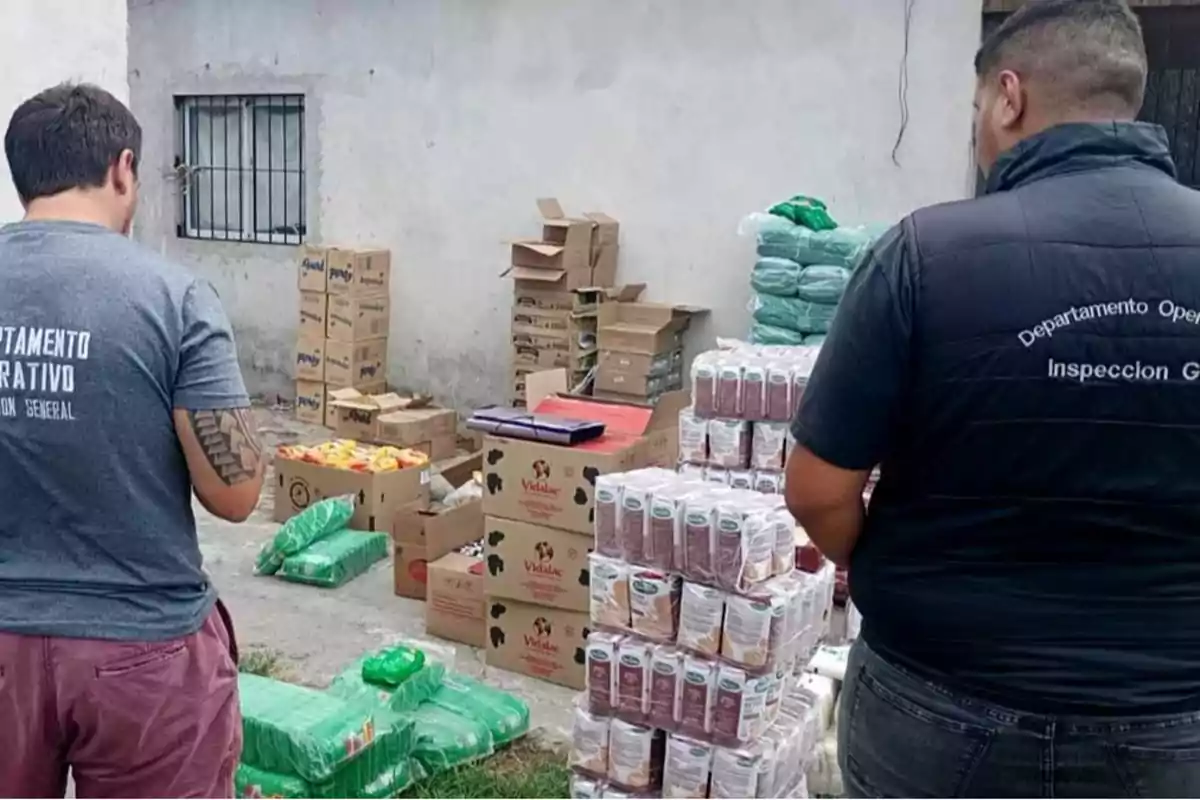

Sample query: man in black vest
[786,0,1200,796]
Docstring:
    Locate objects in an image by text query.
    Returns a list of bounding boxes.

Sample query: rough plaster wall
[128,0,981,409]
[0,0,128,222]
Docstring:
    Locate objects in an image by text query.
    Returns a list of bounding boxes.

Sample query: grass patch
[401,740,570,799]
[238,646,292,680]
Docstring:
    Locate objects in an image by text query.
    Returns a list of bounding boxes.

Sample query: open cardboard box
[504,198,620,291]
[392,452,484,600]
[329,389,430,442]
[273,449,432,532]
[480,368,687,535]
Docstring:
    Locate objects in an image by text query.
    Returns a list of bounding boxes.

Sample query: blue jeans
[839,639,1200,798]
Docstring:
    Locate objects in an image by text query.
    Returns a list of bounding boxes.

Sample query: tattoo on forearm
[188,408,264,486]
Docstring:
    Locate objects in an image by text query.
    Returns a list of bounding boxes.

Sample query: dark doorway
[981,6,1200,190]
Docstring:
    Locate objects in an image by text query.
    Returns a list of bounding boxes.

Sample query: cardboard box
[485,597,589,690]
[327,381,385,428]
[505,199,621,291]
[295,379,326,424]
[482,370,687,535]
[298,245,329,292]
[600,349,683,378]
[392,453,484,599]
[326,248,392,298]
[327,295,391,343]
[597,301,702,355]
[273,453,430,531]
[299,291,329,339]
[426,553,486,648]
[329,389,416,442]
[378,406,459,462]
[295,338,326,382]
[325,338,387,388]
[594,365,684,398]
[484,517,592,612]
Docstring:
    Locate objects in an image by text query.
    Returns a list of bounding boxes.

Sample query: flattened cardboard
[298,245,329,292]
[273,455,430,531]
[326,248,392,297]
[295,380,326,424]
[299,292,329,338]
[327,295,391,343]
[295,338,326,382]
[483,516,592,612]
[324,338,387,388]
[482,370,688,534]
[426,553,486,648]
[377,406,459,461]
[485,597,589,690]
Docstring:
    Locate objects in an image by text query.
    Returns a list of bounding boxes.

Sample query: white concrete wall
[0,0,128,222]
[128,0,981,409]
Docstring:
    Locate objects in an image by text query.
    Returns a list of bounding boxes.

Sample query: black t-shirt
[793,122,1200,715]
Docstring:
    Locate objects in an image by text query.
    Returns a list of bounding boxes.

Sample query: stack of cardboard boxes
[295,246,392,427]
[506,199,620,406]
[479,373,686,689]
[594,295,705,405]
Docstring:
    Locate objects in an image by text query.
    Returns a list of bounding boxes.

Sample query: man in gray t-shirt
[0,84,263,798]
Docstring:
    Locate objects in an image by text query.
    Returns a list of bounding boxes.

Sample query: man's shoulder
[906,193,1023,261]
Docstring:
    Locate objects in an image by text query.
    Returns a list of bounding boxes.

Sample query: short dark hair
[975,0,1147,116]
[4,83,142,204]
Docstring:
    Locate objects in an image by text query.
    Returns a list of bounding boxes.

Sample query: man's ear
[997,69,1026,129]
[112,149,137,197]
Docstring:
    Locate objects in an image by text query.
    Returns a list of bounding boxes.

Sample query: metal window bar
[174,93,306,244]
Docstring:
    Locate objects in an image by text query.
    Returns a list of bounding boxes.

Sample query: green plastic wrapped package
[428,673,531,747]
[235,762,312,798]
[803,334,828,346]
[752,294,839,335]
[767,195,838,231]
[750,323,806,346]
[795,265,851,304]
[238,673,379,782]
[793,226,875,269]
[276,529,388,588]
[235,747,420,799]
[750,257,801,297]
[409,702,495,773]
[329,651,447,715]
[255,495,355,576]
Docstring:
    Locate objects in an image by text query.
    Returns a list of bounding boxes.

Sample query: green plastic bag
[363,645,426,687]
[752,294,839,335]
[255,495,355,576]
[750,257,801,297]
[276,529,388,588]
[428,673,531,748]
[750,323,806,346]
[329,651,447,715]
[238,673,379,783]
[795,265,851,304]
[409,703,495,773]
[767,195,838,231]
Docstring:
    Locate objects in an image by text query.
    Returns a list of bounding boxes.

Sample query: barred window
[174,94,305,245]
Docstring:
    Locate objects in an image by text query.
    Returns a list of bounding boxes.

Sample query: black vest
[856,122,1200,713]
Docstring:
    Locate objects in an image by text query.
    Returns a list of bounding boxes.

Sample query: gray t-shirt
[0,220,249,641]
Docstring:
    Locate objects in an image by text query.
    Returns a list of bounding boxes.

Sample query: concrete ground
[200,406,575,744]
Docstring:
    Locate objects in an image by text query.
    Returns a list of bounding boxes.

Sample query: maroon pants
[0,602,242,798]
